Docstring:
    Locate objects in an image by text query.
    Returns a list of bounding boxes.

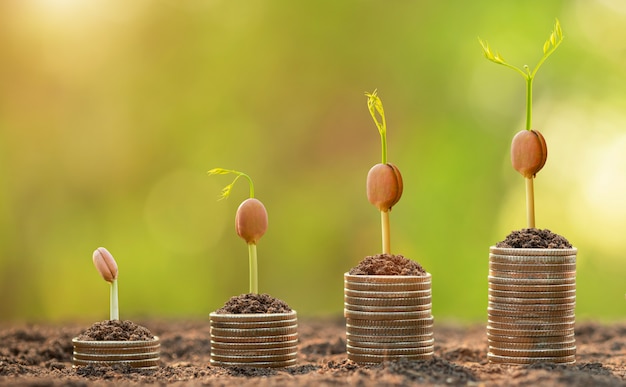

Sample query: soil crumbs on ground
[2,319,624,386]
[75,320,155,341]
[215,293,292,314]
[496,228,573,249]
[349,254,427,276]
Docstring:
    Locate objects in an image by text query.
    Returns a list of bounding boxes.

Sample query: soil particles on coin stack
[496,228,572,249]
[349,254,426,276]
[215,293,292,314]
[75,320,155,341]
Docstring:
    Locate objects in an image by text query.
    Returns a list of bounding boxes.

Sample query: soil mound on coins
[75,320,155,341]
[215,293,292,314]
[496,228,572,249]
[349,254,426,276]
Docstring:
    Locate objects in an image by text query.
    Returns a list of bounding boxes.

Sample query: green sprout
[479,19,563,228]
[208,168,267,294]
[92,247,119,321]
[365,90,403,255]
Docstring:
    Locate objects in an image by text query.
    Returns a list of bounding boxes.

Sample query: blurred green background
[1,0,625,323]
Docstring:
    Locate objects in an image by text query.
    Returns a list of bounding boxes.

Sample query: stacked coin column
[487,247,577,365]
[209,311,298,368]
[72,338,160,369]
[344,273,433,364]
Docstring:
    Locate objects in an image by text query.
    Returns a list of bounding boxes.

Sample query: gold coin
[487,353,575,365]
[489,247,577,257]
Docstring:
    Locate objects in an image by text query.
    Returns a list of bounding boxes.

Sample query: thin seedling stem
[525,177,536,228]
[248,244,259,294]
[110,279,119,321]
[381,211,391,255]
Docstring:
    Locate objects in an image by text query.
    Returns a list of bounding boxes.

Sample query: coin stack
[344,273,433,364]
[209,311,298,368]
[72,337,160,369]
[487,247,577,365]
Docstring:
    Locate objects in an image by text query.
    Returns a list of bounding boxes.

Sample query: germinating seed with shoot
[479,19,563,228]
[365,90,403,255]
[92,247,119,321]
[208,168,267,294]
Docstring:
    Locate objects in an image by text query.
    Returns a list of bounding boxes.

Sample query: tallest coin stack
[487,247,577,365]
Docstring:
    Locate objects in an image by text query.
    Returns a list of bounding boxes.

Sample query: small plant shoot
[365,90,404,255]
[92,247,119,321]
[208,168,267,294]
[479,19,563,228]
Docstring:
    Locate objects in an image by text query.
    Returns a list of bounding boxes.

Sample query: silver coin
[345,273,431,284]
[210,311,297,323]
[346,324,434,336]
[344,302,432,313]
[210,326,298,337]
[210,358,297,368]
[72,358,160,369]
[488,275,575,285]
[344,289,431,299]
[347,338,434,349]
[489,346,576,357]
[73,351,160,361]
[72,337,160,349]
[489,254,576,265]
[346,317,434,328]
[488,289,576,299]
[347,333,433,343]
[488,340,575,350]
[488,283,577,293]
[210,333,298,344]
[344,296,431,307]
[488,295,576,305]
[487,307,575,318]
[487,314,574,324]
[348,352,433,364]
[489,247,577,256]
[344,281,432,292]
[489,270,576,280]
[211,339,298,350]
[489,262,577,273]
[487,353,575,365]
[487,301,575,311]
[210,352,297,363]
[487,320,575,331]
[347,344,434,356]
[344,309,431,320]
[487,326,574,337]
[210,318,298,329]
[211,346,297,357]
[487,332,575,344]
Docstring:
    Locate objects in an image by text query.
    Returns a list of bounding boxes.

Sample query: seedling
[92,247,119,320]
[208,168,267,294]
[365,90,403,255]
[479,19,563,228]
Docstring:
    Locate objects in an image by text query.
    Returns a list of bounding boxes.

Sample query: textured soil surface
[496,228,573,249]
[1,318,625,386]
[215,293,293,314]
[75,320,155,341]
[349,254,427,275]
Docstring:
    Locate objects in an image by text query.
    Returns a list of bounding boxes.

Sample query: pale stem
[381,211,391,255]
[110,279,119,321]
[248,243,259,294]
[525,177,536,228]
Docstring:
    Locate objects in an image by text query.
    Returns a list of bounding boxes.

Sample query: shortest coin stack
[488,247,577,365]
[344,273,433,365]
[72,337,160,369]
[210,311,298,368]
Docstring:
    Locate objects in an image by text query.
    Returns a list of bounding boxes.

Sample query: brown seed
[92,247,118,282]
[366,163,403,211]
[235,198,268,244]
[511,129,548,178]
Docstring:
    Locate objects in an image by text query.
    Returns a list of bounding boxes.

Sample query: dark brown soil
[215,293,292,314]
[1,319,625,386]
[349,254,427,275]
[75,320,156,341]
[496,228,573,249]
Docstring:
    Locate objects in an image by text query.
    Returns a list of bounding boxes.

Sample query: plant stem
[525,76,533,131]
[381,211,391,255]
[110,279,119,321]
[525,177,536,228]
[248,243,258,294]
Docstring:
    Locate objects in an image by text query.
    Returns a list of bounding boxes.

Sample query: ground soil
[496,228,573,249]
[349,254,427,275]
[1,318,624,386]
